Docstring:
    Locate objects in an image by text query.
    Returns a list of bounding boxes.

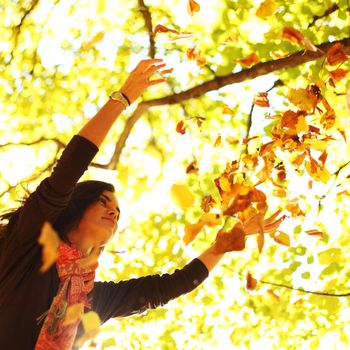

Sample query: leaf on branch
[253,92,270,107]
[170,184,195,209]
[256,0,277,17]
[326,43,348,66]
[154,24,180,36]
[187,0,200,16]
[237,53,260,67]
[176,120,186,134]
[82,32,105,51]
[282,27,303,45]
[246,272,258,291]
[328,68,349,82]
[38,222,60,273]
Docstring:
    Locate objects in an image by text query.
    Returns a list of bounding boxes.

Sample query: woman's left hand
[120,58,167,104]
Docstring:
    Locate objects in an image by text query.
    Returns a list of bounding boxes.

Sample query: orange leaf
[154,24,180,36]
[200,213,222,227]
[305,229,323,237]
[82,32,105,51]
[253,92,270,107]
[246,272,258,291]
[187,47,206,66]
[273,231,290,246]
[285,203,304,217]
[326,43,348,66]
[214,135,222,147]
[186,160,198,174]
[224,33,239,44]
[318,150,327,165]
[337,190,350,197]
[213,223,246,253]
[329,68,349,81]
[273,189,287,197]
[256,0,277,17]
[238,53,259,67]
[282,27,303,45]
[184,222,204,245]
[187,0,200,16]
[223,105,234,114]
[176,120,186,134]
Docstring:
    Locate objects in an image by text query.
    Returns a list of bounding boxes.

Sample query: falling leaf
[82,32,105,51]
[214,135,222,147]
[186,160,199,174]
[219,176,231,192]
[160,68,174,76]
[287,89,314,111]
[63,303,84,326]
[223,105,234,114]
[200,213,222,227]
[38,221,60,273]
[224,33,239,44]
[286,203,304,217]
[75,311,101,348]
[267,289,280,300]
[176,120,186,134]
[154,24,181,36]
[337,190,350,197]
[256,0,277,17]
[273,189,287,197]
[183,222,204,245]
[187,0,200,16]
[238,53,260,67]
[170,184,195,209]
[318,150,327,165]
[246,272,258,290]
[273,231,290,246]
[201,194,216,212]
[305,229,323,237]
[282,27,303,45]
[318,248,342,264]
[253,92,270,107]
[326,43,348,66]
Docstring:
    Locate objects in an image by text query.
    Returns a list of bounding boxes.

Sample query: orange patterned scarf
[35,242,97,350]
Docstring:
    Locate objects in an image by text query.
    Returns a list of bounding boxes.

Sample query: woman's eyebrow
[100,194,120,213]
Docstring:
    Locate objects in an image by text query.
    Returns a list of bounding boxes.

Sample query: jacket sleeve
[9,135,99,246]
[91,258,209,323]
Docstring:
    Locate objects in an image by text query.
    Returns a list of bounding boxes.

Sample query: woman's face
[77,190,120,246]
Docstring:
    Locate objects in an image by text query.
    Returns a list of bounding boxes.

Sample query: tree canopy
[1,0,350,349]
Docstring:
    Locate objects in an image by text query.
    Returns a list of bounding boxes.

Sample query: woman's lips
[102,217,115,225]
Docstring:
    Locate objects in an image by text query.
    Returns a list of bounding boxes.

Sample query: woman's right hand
[120,58,167,104]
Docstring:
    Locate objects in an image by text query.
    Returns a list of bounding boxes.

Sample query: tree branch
[110,37,350,167]
[308,4,339,28]
[138,0,155,58]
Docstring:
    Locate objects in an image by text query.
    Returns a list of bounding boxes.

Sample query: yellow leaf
[63,303,84,326]
[273,231,290,246]
[287,88,313,111]
[38,222,60,273]
[296,116,308,133]
[75,311,101,348]
[82,32,105,51]
[303,139,328,151]
[223,106,234,114]
[170,184,195,209]
[256,0,277,17]
[200,213,222,227]
[219,177,231,192]
[183,222,204,245]
[318,248,342,265]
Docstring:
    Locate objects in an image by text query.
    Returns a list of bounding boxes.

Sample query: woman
[0,58,280,350]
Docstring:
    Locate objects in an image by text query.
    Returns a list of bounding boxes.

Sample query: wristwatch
[109,91,130,109]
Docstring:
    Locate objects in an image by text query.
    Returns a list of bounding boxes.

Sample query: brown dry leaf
[38,222,60,273]
[256,0,277,17]
[318,150,327,165]
[253,92,270,107]
[201,194,217,213]
[326,43,348,66]
[238,53,260,67]
[187,0,200,16]
[63,303,84,326]
[246,272,258,290]
[186,160,198,174]
[176,120,186,134]
[273,231,290,246]
[170,184,195,209]
[82,32,105,51]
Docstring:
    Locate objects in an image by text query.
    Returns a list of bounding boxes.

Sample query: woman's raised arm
[78,58,166,148]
